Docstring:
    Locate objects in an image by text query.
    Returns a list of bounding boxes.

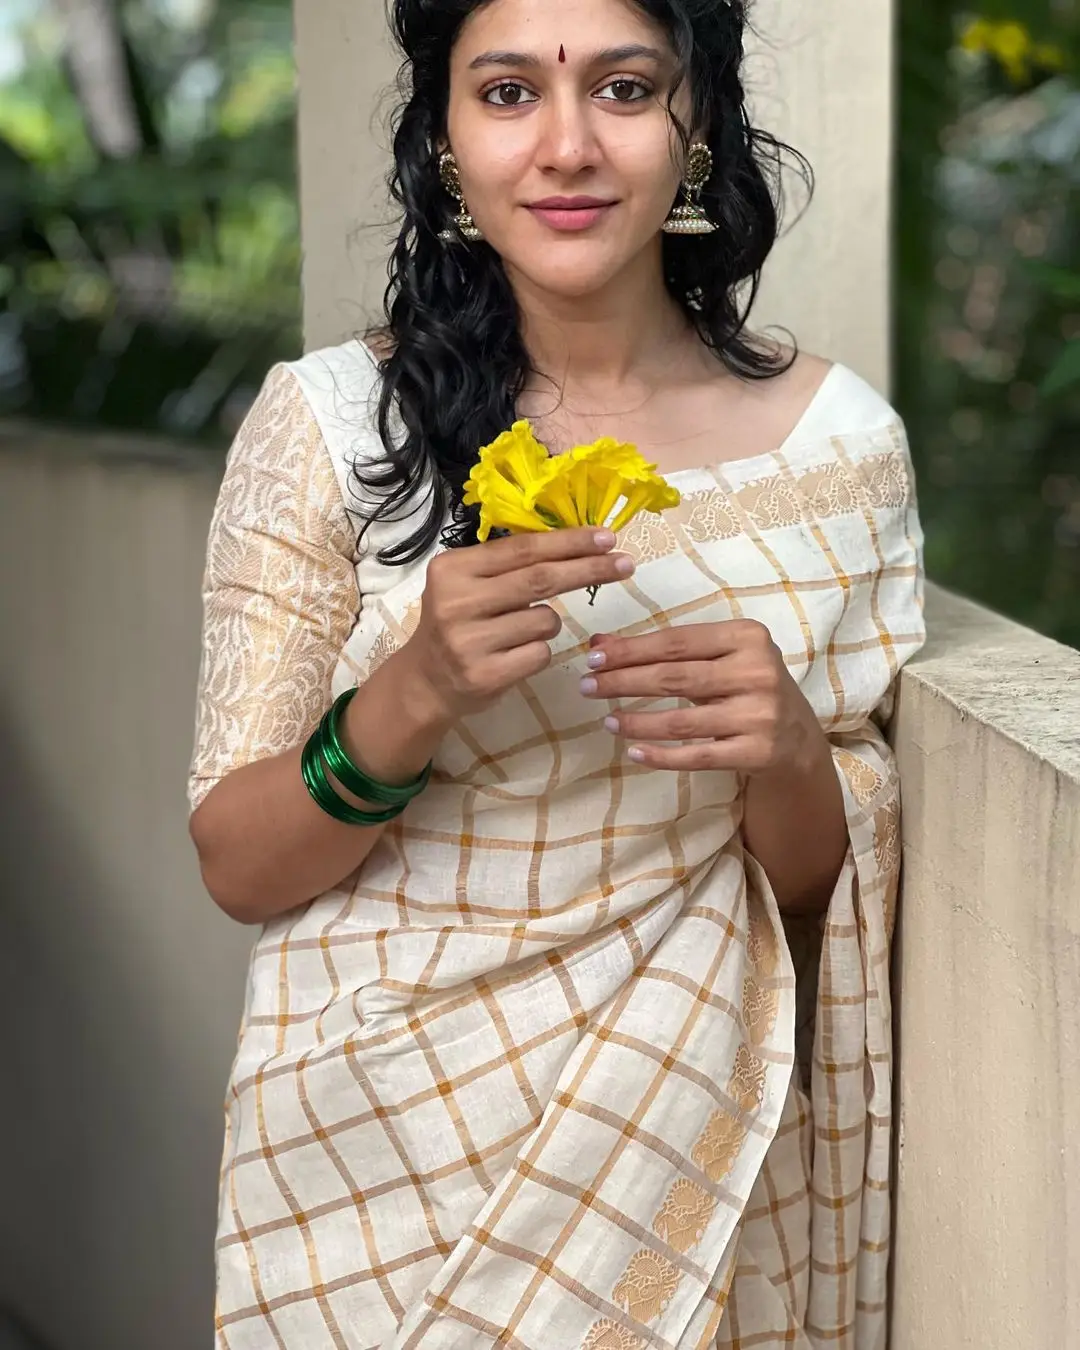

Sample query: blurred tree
[0,0,301,442]
[51,0,144,158]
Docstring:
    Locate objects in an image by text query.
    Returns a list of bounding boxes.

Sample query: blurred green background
[0,0,299,443]
[1,0,1077,644]
[898,1,1079,648]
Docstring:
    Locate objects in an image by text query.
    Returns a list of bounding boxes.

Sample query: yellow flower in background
[959,17,992,51]
[463,422,682,600]
[958,15,1067,86]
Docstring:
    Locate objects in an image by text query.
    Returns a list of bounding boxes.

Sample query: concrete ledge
[891,583,1080,1348]
[906,583,1080,777]
[0,417,226,474]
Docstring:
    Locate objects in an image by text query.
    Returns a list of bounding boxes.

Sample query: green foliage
[0,0,301,443]
[896,0,1080,648]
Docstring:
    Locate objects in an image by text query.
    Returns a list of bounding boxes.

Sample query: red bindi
[558,44,566,63]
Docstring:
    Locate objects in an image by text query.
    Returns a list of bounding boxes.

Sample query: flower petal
[589,467,629,530]
[609,480,682,533]
[530,458,586,529]
[480,420,551,491]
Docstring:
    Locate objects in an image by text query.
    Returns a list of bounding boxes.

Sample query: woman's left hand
[580,620,825,775]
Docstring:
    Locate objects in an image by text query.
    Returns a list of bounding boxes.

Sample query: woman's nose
[534,93,600,176]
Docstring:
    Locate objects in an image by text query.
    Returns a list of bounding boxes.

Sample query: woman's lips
[527,201,617,232]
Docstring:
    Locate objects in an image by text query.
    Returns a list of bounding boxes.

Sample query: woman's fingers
[471,526,616,577]
[589,620,775,668]
[581,659,735,702]
[622,737,763,771]
[603,697,763,744]
[485,604,563,652]
[407,529,643,725]
[488,551,635,613]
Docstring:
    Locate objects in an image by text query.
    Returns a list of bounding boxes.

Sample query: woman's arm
[189,365,633,926]
[186,364,450,925]
[740,723,849,914]
[191,652,452,925]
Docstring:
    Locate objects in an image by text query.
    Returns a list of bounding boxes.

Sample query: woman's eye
[483,82,538,107]
[595,79,651,103]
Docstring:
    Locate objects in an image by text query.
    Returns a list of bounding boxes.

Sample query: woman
[189,0,924,1345]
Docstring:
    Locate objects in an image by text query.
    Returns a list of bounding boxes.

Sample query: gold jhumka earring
[437,151,484,243]
[662,143,718,236]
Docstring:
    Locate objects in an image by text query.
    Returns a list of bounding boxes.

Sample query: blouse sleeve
[188,364,361,812]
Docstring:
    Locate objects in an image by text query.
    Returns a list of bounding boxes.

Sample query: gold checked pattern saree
[190,342,925,1349]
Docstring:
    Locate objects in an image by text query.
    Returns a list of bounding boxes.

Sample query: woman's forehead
[457,0,671,56]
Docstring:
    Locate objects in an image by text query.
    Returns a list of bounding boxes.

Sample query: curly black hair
[359,0,811,564]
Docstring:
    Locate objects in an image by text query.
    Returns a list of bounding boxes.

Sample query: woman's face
[446,0,691,300]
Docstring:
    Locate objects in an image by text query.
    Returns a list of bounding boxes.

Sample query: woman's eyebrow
[467,44,665,71]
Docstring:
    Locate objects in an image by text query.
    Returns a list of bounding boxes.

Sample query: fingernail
[614,554,635,576]
[587,651,607,670]
[580,677,598,696]
[593,530,616,549]
[604,716,620,733]
[628,747,646,762]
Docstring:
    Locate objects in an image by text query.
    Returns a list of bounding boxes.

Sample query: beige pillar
[891,590,1080,1349]
[294,0,895,392]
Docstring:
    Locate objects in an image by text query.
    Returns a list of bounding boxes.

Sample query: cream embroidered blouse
[191,340,925,1350]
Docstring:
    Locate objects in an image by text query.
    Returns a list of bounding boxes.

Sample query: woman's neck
[509,250,701,398]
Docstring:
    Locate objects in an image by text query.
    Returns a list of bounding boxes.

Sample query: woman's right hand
[394,527,635,725]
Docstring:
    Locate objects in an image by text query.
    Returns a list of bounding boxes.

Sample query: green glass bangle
[322,688,433,806]
[301,732,404,827]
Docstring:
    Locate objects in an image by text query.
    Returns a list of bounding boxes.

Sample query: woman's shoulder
[781,352,901,449]
[284,337,383,418]
[279,337,393,488]
[281,335,437,552]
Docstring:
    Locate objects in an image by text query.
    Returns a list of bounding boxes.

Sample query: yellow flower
[564,439,682,532]
[959,17,996,54]
[464,422,681,542]
[462,421,556,542]
[994,21,1034,83]
[957,16,1067,87]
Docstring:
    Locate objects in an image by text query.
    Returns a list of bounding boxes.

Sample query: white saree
[190,341,925,1349]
